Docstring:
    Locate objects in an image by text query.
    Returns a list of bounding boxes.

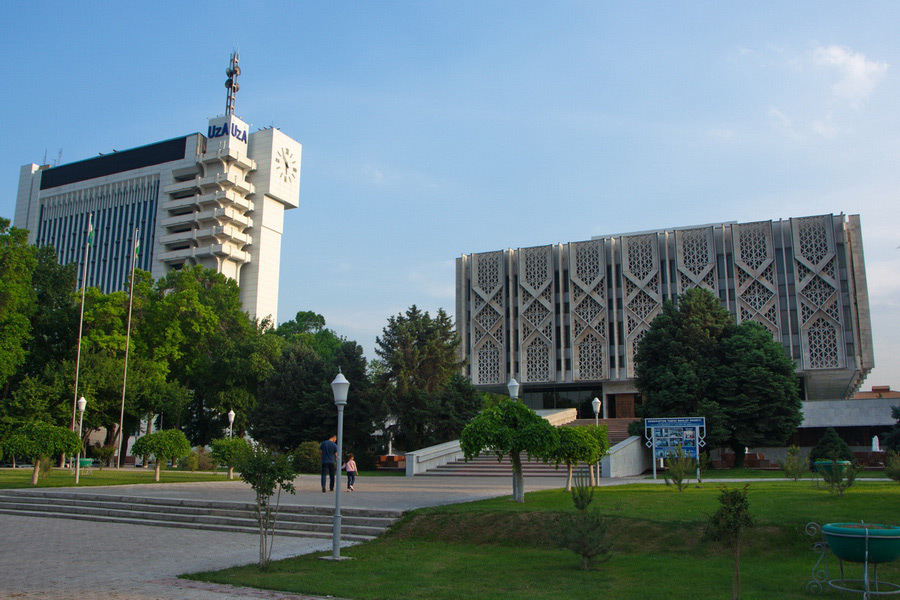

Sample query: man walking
[320,434,338,492]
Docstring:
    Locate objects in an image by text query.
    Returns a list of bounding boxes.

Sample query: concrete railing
[601,435,650,479]
[405,440,465,476]
[405,408,580,476]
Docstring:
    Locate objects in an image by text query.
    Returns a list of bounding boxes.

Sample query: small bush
[664,446,696,492]
[704,485,753,600]
[885,451,900,484]
[179,450,200,472]
[555,463,611,570]
[92,443,116,469]
[627,419,644,438]
[38,457,53,481]
[195,446,217,471]
[818,455,861,497]
[778,445,809,481]
[809,427,853,468]
[292,441,321,474]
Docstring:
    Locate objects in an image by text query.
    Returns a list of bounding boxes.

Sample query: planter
[814,460,851,478]
[822,523,900,564]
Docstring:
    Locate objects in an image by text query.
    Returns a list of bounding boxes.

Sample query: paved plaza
[0,474,588,599]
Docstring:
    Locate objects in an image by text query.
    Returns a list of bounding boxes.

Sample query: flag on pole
[87,221,94,246]
[134,236,140,257]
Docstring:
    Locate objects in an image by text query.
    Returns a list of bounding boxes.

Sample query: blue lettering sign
[207,123,248,142]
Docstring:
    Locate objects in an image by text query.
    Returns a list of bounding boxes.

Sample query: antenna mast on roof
[225,51,241,116]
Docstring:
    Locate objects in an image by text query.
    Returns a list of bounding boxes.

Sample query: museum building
[455,214,874,415]
[13,53,301,324]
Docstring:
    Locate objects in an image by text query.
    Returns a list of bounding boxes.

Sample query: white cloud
[812,45,888,107]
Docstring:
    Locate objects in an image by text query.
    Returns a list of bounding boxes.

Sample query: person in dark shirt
[320,434,338,492]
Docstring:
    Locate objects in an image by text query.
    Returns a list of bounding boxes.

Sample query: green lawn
[687,467,890,480]
[185,481,900,600]
[0,467,233,489]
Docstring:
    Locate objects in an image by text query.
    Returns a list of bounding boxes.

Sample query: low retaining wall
[405,440,464,476]
[601,435,650,478]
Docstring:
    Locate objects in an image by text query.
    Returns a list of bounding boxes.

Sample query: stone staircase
[0,490,402,542]
[562,418,638,445]
[419,418,638,477]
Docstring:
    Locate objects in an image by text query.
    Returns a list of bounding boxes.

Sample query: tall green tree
[374,305,473,450]
[0,218,37,393]
[635,288,802,467]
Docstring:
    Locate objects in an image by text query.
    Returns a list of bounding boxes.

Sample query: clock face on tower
[275,147,298,184]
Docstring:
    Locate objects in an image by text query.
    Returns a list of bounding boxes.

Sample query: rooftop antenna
[56,149,63,166]
[225,51,241,116]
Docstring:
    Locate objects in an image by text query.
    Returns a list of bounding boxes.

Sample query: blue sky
[2,2,898,390]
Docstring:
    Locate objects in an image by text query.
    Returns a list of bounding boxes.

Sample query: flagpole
[71,213,93,434]
[115,228,139,469]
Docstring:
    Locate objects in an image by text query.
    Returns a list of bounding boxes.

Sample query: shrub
[627,419,643,438]
[704,485,753,600]
[292,441,321,474]
[132,429,191,482]
[37,457,54,481]
[556,467,611,570]
[778,445,809,481]
[885,451,900,484]
[809,427,853,467]
[92,443,116,469]
[664,446,696,492]
[179,450,200,472]
[818,455,861,497]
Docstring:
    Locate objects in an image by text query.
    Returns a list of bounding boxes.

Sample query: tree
[275,310,326,339]
[809,427,853,467]
[131,429,191,482]
[374,306,473,451]
[210,437,252,480]
[717,322,802,462]
[460,398,558,502]
[882,406,900,452]
[704,485,754,600]
[236,443,297,568]
[551,426,607,490]
[0,218,37,392]
[3,421,79,485]
[635,288,802,467]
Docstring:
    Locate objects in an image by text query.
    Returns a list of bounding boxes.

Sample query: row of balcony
[160,206,252,230]
[158,242,251,265]
[164,190,253,213]
[159,225,251,247]
[199,147,256,172]
[163,171,254,196]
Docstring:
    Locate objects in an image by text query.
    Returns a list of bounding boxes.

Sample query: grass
[185,481,900,600]
[0,467,233,489]
[645,467,891,480]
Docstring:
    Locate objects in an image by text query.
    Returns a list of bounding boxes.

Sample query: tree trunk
[154,461,161,482]
[143,413,153,467]
[731,444,746,469]
[228,465,234,480]
[511,453,525,502]
[31,462,40,486]
[732,539,742,600]
[566,463,573,491]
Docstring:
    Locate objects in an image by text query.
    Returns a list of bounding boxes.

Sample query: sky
[1,2,898,390]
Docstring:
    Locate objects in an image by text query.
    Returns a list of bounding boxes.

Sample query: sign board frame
[644,417,706,480]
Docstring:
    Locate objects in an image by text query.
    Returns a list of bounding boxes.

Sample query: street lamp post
[75,396,87,484]
[507,378,520,401]
[227,409,235,439]
[592,397,602,483]
[330,370,350,560]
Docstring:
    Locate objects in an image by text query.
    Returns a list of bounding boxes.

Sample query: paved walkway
[0,473,610,599]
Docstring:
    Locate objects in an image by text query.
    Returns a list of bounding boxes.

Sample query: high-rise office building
[14,53,300,323]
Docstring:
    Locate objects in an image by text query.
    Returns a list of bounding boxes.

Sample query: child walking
[342,453,358,491]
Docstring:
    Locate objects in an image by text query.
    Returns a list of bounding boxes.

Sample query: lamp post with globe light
[227,409,235,439]
[75,397,87,484]
[330,370,350,560]
[507,378,520,401]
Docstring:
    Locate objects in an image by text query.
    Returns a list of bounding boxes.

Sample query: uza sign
[644,417,706,480]
[208,123,248,143]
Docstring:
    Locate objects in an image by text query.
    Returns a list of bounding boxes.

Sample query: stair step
[0,491,400,541]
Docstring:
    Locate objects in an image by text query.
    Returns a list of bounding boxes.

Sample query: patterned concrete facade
[456,214,874,406]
